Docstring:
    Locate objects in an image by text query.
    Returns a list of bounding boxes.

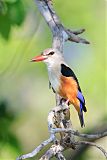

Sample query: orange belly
[58,75,80,112]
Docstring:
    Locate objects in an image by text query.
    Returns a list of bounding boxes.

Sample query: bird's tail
[78,102,85,127]
[78,111,85,127]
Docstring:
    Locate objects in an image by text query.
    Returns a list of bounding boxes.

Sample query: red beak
[31,55,47,62]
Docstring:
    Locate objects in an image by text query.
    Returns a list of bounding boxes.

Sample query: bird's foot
[65,99,70,105]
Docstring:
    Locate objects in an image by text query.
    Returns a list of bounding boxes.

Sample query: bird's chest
[48,68,60,92]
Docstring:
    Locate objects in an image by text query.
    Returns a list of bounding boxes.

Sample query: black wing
[61,64,81,91]
[61,64,87,113]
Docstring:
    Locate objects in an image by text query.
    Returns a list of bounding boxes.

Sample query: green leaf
[8,0,25,25]
[0,0,26,39]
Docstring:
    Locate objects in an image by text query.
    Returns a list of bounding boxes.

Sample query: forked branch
[17,104,107,160]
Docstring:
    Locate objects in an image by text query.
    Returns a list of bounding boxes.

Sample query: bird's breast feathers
[48,66,61,92]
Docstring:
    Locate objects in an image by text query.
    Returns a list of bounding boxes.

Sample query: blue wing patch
[77,91,87,112]
[78,93,85,127]
[80,102,83,112]
[77,91,85,104]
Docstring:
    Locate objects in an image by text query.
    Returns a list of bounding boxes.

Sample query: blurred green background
[0,0,106,159]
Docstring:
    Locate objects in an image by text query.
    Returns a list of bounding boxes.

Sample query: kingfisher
[31,48,87,127]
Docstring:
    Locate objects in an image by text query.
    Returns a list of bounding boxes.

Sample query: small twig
[17,134,55,160]
[66,29,90,44]
[74,130,107,140]
[76,141,107,159]
[49,128,107,140]
[68,28,85,35]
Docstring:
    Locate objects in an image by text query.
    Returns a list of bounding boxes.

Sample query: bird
[31,48,87,127]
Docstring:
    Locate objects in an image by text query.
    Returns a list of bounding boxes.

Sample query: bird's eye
[48,51,54,55]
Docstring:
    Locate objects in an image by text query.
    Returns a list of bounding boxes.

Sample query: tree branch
[35,0,90,51]
[76,141,107,159]
[69,123,107,160]
[50,127,107,140]
[16,134,55,160]
[17,105,107,160]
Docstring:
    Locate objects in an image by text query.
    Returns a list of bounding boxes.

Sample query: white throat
[45,54,64,92]
[47,63,61,92]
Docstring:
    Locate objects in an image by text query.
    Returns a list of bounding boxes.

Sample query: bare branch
[74,130,107,140]
[70,123,107,160]
[65,28,90,44]
[49,128,107,140]
[16,104,107,160]
[76,141,107,159]
[68,28,85,35]
[35,0,90,51]
[17,134,55,160]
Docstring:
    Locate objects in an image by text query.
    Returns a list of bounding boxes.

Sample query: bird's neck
[47,62,61,76]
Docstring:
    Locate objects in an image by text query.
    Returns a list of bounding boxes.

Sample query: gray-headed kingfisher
[31,48,87,127]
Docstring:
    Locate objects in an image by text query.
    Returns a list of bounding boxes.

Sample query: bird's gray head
[31,48,63,66]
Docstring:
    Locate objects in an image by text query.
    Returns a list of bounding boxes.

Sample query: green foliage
[0,0,25,39]
[0,100,21,152]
